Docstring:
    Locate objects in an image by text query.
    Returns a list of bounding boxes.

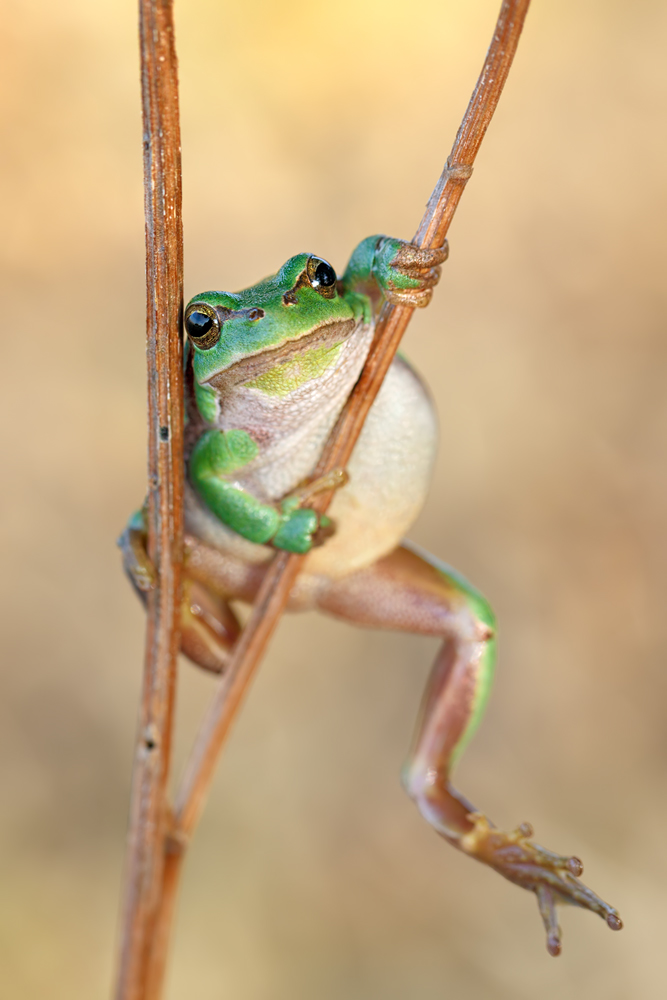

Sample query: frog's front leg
[315,543,622,955]
[118,510,240,674]
[190,429,333,555]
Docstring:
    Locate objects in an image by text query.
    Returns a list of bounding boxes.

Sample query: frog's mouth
[203,318,357,393]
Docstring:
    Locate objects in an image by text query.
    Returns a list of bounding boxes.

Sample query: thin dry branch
[175,0,531,847]
[142,2,531,995]
[114,2,184,999]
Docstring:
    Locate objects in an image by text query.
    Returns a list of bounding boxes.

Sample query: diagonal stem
[143,1,531,996]
[175,0,531,846]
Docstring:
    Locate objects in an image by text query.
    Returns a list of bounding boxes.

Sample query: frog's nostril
[248,308,264,321]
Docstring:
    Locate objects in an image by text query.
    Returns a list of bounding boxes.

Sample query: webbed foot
[119,508,239,673]
[460,814,622,955]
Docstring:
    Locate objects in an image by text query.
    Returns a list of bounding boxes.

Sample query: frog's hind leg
[118,514,240,675]
[178,578,240,674]
[315,542,622,954]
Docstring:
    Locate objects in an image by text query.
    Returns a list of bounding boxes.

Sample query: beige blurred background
[1,0,666,996]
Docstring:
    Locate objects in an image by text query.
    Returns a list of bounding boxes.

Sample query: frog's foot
[180,578,240,674]
[459,813,622,955]
[119,510,239,674]
[384,239,449,308]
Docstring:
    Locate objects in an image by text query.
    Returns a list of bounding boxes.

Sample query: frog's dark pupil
[186,310,213,338]
[314,261,336,287]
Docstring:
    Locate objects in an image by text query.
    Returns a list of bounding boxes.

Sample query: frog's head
[185,254,356,391]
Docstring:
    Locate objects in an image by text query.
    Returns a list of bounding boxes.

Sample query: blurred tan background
[1,0,666,997]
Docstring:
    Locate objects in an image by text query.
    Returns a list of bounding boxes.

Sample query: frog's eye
[306,256,337,298]
[185,303,221,350]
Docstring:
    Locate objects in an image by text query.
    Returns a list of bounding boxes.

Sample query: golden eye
[184,303,221,350]
[306,256,337,297]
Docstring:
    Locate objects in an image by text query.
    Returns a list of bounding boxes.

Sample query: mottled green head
[185,253,357,388]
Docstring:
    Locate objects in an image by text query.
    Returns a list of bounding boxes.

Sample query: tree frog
[120,235,621,954]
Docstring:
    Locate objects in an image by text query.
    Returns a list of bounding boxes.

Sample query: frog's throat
[202,318,357,394]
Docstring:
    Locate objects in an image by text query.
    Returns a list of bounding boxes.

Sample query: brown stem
[113,3,184,1000]
[144,1,531,995]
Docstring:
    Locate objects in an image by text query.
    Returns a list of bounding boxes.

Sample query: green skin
[120,235,621,954]
[188,236,428,553]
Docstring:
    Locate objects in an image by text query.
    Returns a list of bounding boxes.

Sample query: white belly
[184,355,437,578]
[306,356,437,576]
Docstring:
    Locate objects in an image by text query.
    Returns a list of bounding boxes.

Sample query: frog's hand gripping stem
[189,429,343,554]
[342,235,448,309]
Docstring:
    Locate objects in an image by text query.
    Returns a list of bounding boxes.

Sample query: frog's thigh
[184,534,268,603]
[316,541,496,839]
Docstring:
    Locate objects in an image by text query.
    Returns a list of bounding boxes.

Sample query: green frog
[120,235,621,954]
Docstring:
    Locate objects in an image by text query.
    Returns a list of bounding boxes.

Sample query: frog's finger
[311,514,336,548]
[391,241,449,271]
[383,284,436,308]
[271,508,336,553]
[385,254,444,307]
[396,265,443,288]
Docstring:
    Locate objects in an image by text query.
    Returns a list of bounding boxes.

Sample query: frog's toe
[460,814,622,955]
[180,580,240,674]
[118,526,156,592]
[131,563,156,592]
[383,270,441,308]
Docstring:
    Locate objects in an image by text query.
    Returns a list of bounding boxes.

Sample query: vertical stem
[114,3,183,999]
[143,846,183,999]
